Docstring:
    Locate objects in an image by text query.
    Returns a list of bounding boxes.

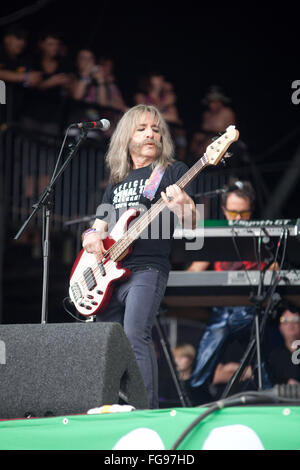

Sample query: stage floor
[1,405,299,451]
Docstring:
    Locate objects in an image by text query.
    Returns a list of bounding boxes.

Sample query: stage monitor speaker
[0,322,149,419]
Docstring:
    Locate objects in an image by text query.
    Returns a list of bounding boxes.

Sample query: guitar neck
[109,155,209,261]
[176,154,209,190]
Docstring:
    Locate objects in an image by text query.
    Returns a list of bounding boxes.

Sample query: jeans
[96,267,168,409]
[190,306,262,388]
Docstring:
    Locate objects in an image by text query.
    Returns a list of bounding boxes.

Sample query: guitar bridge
[71,282,83,302]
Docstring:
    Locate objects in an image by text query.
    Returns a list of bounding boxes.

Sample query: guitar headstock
[205,125,239,166]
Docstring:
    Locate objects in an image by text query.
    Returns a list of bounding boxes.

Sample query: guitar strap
[143,164,165,201]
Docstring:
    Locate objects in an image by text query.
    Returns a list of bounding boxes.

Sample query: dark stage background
[2,1,300,147]
[2,1,300,210]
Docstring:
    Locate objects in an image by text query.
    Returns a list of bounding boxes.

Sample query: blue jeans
[96,268,168,409]
[190,306,261,388]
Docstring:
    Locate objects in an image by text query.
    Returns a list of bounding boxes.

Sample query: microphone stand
[63,215,97,226]
[14,128,88,324]
[155,312,191,407]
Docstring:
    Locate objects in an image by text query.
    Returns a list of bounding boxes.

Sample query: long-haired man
[82,104,198,408]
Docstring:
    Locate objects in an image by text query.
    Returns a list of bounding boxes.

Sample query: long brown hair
[105,104,175,184]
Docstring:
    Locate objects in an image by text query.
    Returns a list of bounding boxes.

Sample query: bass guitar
[69,125,239,316]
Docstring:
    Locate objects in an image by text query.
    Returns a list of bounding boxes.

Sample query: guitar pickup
[83,267,97,291]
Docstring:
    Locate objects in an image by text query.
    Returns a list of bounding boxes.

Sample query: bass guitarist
[81,104,199,409]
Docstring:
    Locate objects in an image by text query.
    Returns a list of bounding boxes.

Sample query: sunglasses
[224,208,251,219]
[280,316,300,324]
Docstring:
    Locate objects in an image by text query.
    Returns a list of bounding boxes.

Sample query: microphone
[194,188,225,198]
[75,119,110,131]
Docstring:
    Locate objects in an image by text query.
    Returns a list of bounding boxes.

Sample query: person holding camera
[71,48,108,107]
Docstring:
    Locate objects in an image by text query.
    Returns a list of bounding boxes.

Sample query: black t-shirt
[0,47,29,73]
[209,339,257,399]
[22,57,73,123]
[97,161,194,274]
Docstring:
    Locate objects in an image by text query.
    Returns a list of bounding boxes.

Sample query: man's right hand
[82,232,107,262]
[82,219,108,262]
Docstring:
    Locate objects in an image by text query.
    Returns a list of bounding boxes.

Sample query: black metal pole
[14,128,88,323]
[155,315,191,407]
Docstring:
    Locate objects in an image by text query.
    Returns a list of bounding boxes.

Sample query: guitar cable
[169,384,300,450]
[62,297,93,323]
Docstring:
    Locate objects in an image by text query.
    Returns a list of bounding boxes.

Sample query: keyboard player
[189,180,276,397]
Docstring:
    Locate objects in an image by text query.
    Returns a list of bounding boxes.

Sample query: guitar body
[69,208,138,317]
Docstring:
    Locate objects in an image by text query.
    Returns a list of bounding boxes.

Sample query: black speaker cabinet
[0,322,149,419]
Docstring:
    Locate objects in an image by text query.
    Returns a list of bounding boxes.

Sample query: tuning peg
[220,158,226,166]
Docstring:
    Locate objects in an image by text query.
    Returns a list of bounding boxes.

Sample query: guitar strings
[99,155,208,261]
[72,156,209,299]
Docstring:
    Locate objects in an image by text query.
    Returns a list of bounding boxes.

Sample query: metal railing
[0,123,231,234]
[1,124,107,233]
[2,115,300,235]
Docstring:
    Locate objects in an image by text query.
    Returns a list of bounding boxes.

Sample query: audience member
[70,48,107,105]
[171,125,188,162]
[67,48,111,131]
[201,85,236,134]
[158,342,211,406]
[21,32,72,135]
[0,25,41,123]
[186,130,212,167]
[209,337,256,400]
[173,343,196,382]
[267,304,300,385]
[97,55,128,112]
[134,71,181,124]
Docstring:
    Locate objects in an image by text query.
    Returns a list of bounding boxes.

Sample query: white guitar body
[69,208,138,316]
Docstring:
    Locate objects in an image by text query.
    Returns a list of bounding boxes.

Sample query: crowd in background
[159,303,300,406]
[0,24,239,166]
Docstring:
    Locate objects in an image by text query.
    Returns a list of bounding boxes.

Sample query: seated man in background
[189,180,274,399]
[209,337,256,400]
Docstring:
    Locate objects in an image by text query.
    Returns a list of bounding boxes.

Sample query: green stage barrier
[0,406,299,450]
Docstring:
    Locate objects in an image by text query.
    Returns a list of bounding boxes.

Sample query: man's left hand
[161,184,192,212]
